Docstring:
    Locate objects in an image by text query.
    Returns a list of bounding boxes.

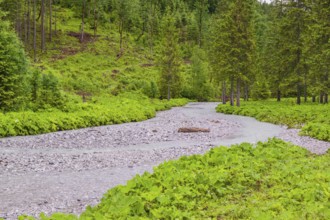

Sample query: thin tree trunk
[325,94,328,104]
[17,1,22,40]
[320,92,324,104]
[236,78,241,107]
[49,0,52,42]
[167,75,171,101]
[230,77,234,106]
[222,81,226,104]
[119,20,123,49]
[33,0,37,62]
[94,0,97,38]
[81,0,85,43]
[304,64,307,102]
[244,83,249,101]
[41,0,46,51]
[297,84,301,105]
[27,0,31,43]
[24,0,28,45]
[198,7,202,48]
[312,95,316,102]
[54,0,57,35]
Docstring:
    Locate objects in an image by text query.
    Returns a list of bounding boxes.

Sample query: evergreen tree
[0,5,28,111]
[277,0,309,104]
[158,11,182,100]
[208,0,256,106]
[190,47,212,101]
[305,0,329,103]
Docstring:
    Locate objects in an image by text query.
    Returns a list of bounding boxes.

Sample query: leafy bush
[216,99,330,141]
[20,139,330,219]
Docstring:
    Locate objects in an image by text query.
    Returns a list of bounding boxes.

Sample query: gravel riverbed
[0,102,329,219]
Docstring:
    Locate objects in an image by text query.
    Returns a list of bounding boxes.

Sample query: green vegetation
[20,139,330,219]
[0,93,188,137]
[216,99,330,141]
[0,6,28,111]
[0,0,328,135]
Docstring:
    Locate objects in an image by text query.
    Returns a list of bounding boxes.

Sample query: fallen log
[178,127,210,133]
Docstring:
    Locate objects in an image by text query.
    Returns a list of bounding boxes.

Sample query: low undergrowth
[20,139,330,219]
[216,100,330,141]
[0,94,188,138]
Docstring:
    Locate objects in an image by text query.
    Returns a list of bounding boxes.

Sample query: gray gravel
[0,102,329,219]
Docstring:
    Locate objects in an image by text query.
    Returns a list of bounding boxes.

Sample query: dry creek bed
[0,102,329,220]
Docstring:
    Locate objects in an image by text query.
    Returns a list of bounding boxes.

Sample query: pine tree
[306,0,329,103]
[0,7,28,111]
[208,0,256,106]
[190,47,212,101]
[158,11,182,100]
[278,0,309,104]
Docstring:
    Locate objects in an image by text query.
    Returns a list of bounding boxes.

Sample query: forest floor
[0,103,329,219]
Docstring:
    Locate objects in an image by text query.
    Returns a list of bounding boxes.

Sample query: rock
[178,127,210,133]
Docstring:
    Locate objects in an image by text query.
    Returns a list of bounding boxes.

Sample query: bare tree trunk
[33,0,37,62]
[49,0,52,42]
[303,63,308,102]
[54,0,57,35]
[81,0,85,43]
[41,0,46,51]
[94,0,97,38]
[27,0,31,43]
[230,77,234,106]
[222,81,226,104]
[236,78,241,107]
[320,92,324,104]
[198,6,202,48]
[167,75,171,101]
[325,94,328,104]
[16,1,22,40]
[297,83,301,105]
[312,95,316,102]
[119,20,123,49]
[244,83,249,101]
[277,89,281,102]
[24,0,28,45]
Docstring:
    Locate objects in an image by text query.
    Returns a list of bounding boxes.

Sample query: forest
[0,0,329,219]
[0,0,328,111]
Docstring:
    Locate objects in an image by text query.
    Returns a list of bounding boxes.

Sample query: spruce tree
[306,0,329,103]
[158,11,182,100]
[208,0,256,106]
[0,6,28,111]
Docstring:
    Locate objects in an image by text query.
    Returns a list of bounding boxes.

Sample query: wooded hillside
[0,0,328,112]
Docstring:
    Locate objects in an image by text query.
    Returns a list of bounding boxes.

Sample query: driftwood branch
[178,127,210,133]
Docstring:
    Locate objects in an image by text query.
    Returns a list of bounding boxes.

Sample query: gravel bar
[0,102,329,219]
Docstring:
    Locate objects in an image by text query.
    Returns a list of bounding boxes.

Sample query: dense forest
[0,0,328,113]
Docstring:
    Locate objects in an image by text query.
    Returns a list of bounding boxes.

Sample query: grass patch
[216,99,330,141]
[19,139,330,219]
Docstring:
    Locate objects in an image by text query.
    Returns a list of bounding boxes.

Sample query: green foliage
[188,46,213,101]
[216,99,330,141]
[21,139,330,219]
[157,10,182,100]
[0,94,188,138]
[251,79,271,100]
[29,70,63,110]
[0,8,28,111]
[208,0,256,89]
